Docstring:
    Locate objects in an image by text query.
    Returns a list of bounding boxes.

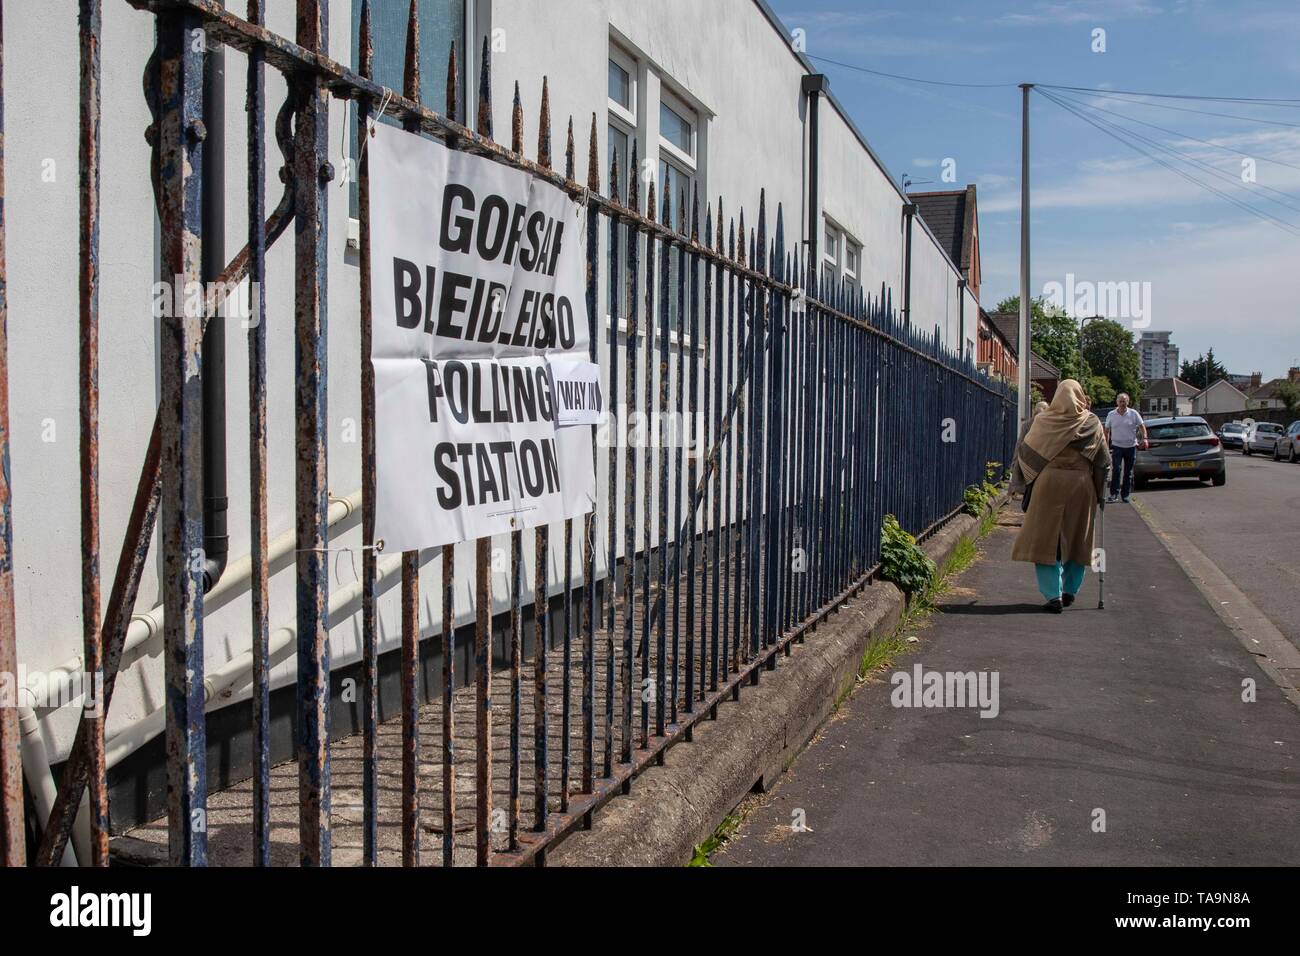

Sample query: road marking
[1132,499,1300,712]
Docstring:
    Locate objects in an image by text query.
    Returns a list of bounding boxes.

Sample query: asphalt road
[715,505,1299,866]
[1132,448,1300,651]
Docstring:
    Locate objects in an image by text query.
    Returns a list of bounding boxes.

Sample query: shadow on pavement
[937,602,1044,616]
[1131,480,1208,493]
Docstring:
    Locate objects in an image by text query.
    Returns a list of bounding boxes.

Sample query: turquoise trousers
[1035,560,1087,600]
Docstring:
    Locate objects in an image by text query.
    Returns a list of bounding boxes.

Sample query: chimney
[1290,367,1300,384]
[1251,372,1263,389]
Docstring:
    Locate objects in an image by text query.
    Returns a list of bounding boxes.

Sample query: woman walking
[1010,380,1110,613]
[1008,400,1049,496]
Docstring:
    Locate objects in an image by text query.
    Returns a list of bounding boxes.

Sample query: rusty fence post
[157,4,208,867]
[77,0,107,867]
[246,0,272,870]
[293,0,331,868]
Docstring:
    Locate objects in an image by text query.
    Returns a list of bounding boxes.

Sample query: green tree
[1179,349,1229,390]
[1085,374,1116,405]
[994,295,1084,381]
[1276,380,1300,417]
[1080,319,1141,402]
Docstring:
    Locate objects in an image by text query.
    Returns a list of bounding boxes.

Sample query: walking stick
[1097,500,1105,610]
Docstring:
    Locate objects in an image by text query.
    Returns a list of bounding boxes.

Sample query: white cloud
[983,218,1300,377]
[979,127,1300,215]
[997,1,1163,27]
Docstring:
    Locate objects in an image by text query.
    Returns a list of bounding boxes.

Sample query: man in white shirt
[1104,393,1147,503]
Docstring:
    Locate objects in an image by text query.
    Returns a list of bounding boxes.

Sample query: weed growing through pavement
[687,808,743,867]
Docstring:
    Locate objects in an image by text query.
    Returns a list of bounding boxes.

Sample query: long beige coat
[1011,445,1106,566]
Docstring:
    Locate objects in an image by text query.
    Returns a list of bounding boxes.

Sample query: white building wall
[961,285,980,362]
[1192,381,1247,415]
[818,105,903,303]
[909,223,961,350]
[8,0,979,763]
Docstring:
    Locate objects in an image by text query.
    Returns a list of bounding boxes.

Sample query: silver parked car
[1272,421,1300,462]
[1217,421,1247,449]
[1133,416,1226,489]
[1242,421,1285,456]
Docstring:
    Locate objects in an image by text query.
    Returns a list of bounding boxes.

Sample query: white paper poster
[368,122,597,553]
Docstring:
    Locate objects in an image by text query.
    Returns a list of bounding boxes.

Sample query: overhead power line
[1036,83,1300,107]
[1049,91,1300,214]
[1038,86,1300,129]
[1034,87,1300,239]
[800,50,1300,107]
[1046,89,1300,174]
[804,53,1017,89]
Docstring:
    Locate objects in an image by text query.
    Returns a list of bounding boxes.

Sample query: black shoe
[1062,592,1075,607]
[1044,598,1064,614]
[1121,496,1130,503]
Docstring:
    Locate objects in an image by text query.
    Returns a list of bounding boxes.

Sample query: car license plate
[1168,460,1196,469]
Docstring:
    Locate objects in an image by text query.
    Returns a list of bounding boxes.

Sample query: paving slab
[716,504,1300,866]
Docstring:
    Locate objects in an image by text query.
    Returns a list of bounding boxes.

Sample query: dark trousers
[1110,445,1136,497]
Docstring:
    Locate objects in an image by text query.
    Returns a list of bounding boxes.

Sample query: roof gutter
[801,73,828,270]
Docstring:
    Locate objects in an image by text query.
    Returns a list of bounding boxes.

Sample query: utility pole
[1018,83,1034,428]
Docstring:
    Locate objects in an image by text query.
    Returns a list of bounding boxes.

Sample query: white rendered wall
[8,0,977,762]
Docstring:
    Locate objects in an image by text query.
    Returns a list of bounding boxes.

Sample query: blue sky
[770,0,1300,381]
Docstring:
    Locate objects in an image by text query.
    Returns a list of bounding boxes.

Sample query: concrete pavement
[1133,450,1300,651]
[715,503,1300,866]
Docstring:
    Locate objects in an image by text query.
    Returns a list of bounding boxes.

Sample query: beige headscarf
[1014,379,1108,488]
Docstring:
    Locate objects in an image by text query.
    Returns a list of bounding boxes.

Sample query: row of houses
[1140,368,1300,417]
[902,188,1069,400]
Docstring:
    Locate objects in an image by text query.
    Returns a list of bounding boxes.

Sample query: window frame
[347,0,472,245]
[821,217,861,291]
[604,35,710,347]
[844,239,860,282]
[657,85,697,175]
[608,43,638,132]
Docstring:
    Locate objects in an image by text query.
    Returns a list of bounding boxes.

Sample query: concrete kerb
[551,499,998,867]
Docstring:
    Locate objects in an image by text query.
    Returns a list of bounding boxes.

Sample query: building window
[657,89,698,331]
[821,219,861,294]
[606,38,708,335]
[659,156,693,329]
[822,223,839,291]
[660,102,693,157]
[350,0,467,218]
[608,46,637,133]
[657,88,697,225]
[608,46,638,322]
[608,126,630,190]
[608,59,632,112]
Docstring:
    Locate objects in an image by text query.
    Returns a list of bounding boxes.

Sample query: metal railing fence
[1,0,1016,868]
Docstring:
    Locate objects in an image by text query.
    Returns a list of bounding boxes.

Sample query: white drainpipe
[104,548,406,770]
[18,706,86,866]
[28,490,360,697]
[19,489,360,858]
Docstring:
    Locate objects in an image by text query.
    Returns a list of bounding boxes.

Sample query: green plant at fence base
[963,484,989,517]
[879,514,937,598]
[963,461,1005,517]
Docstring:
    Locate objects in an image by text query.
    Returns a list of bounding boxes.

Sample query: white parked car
[1242,421,1286,456]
